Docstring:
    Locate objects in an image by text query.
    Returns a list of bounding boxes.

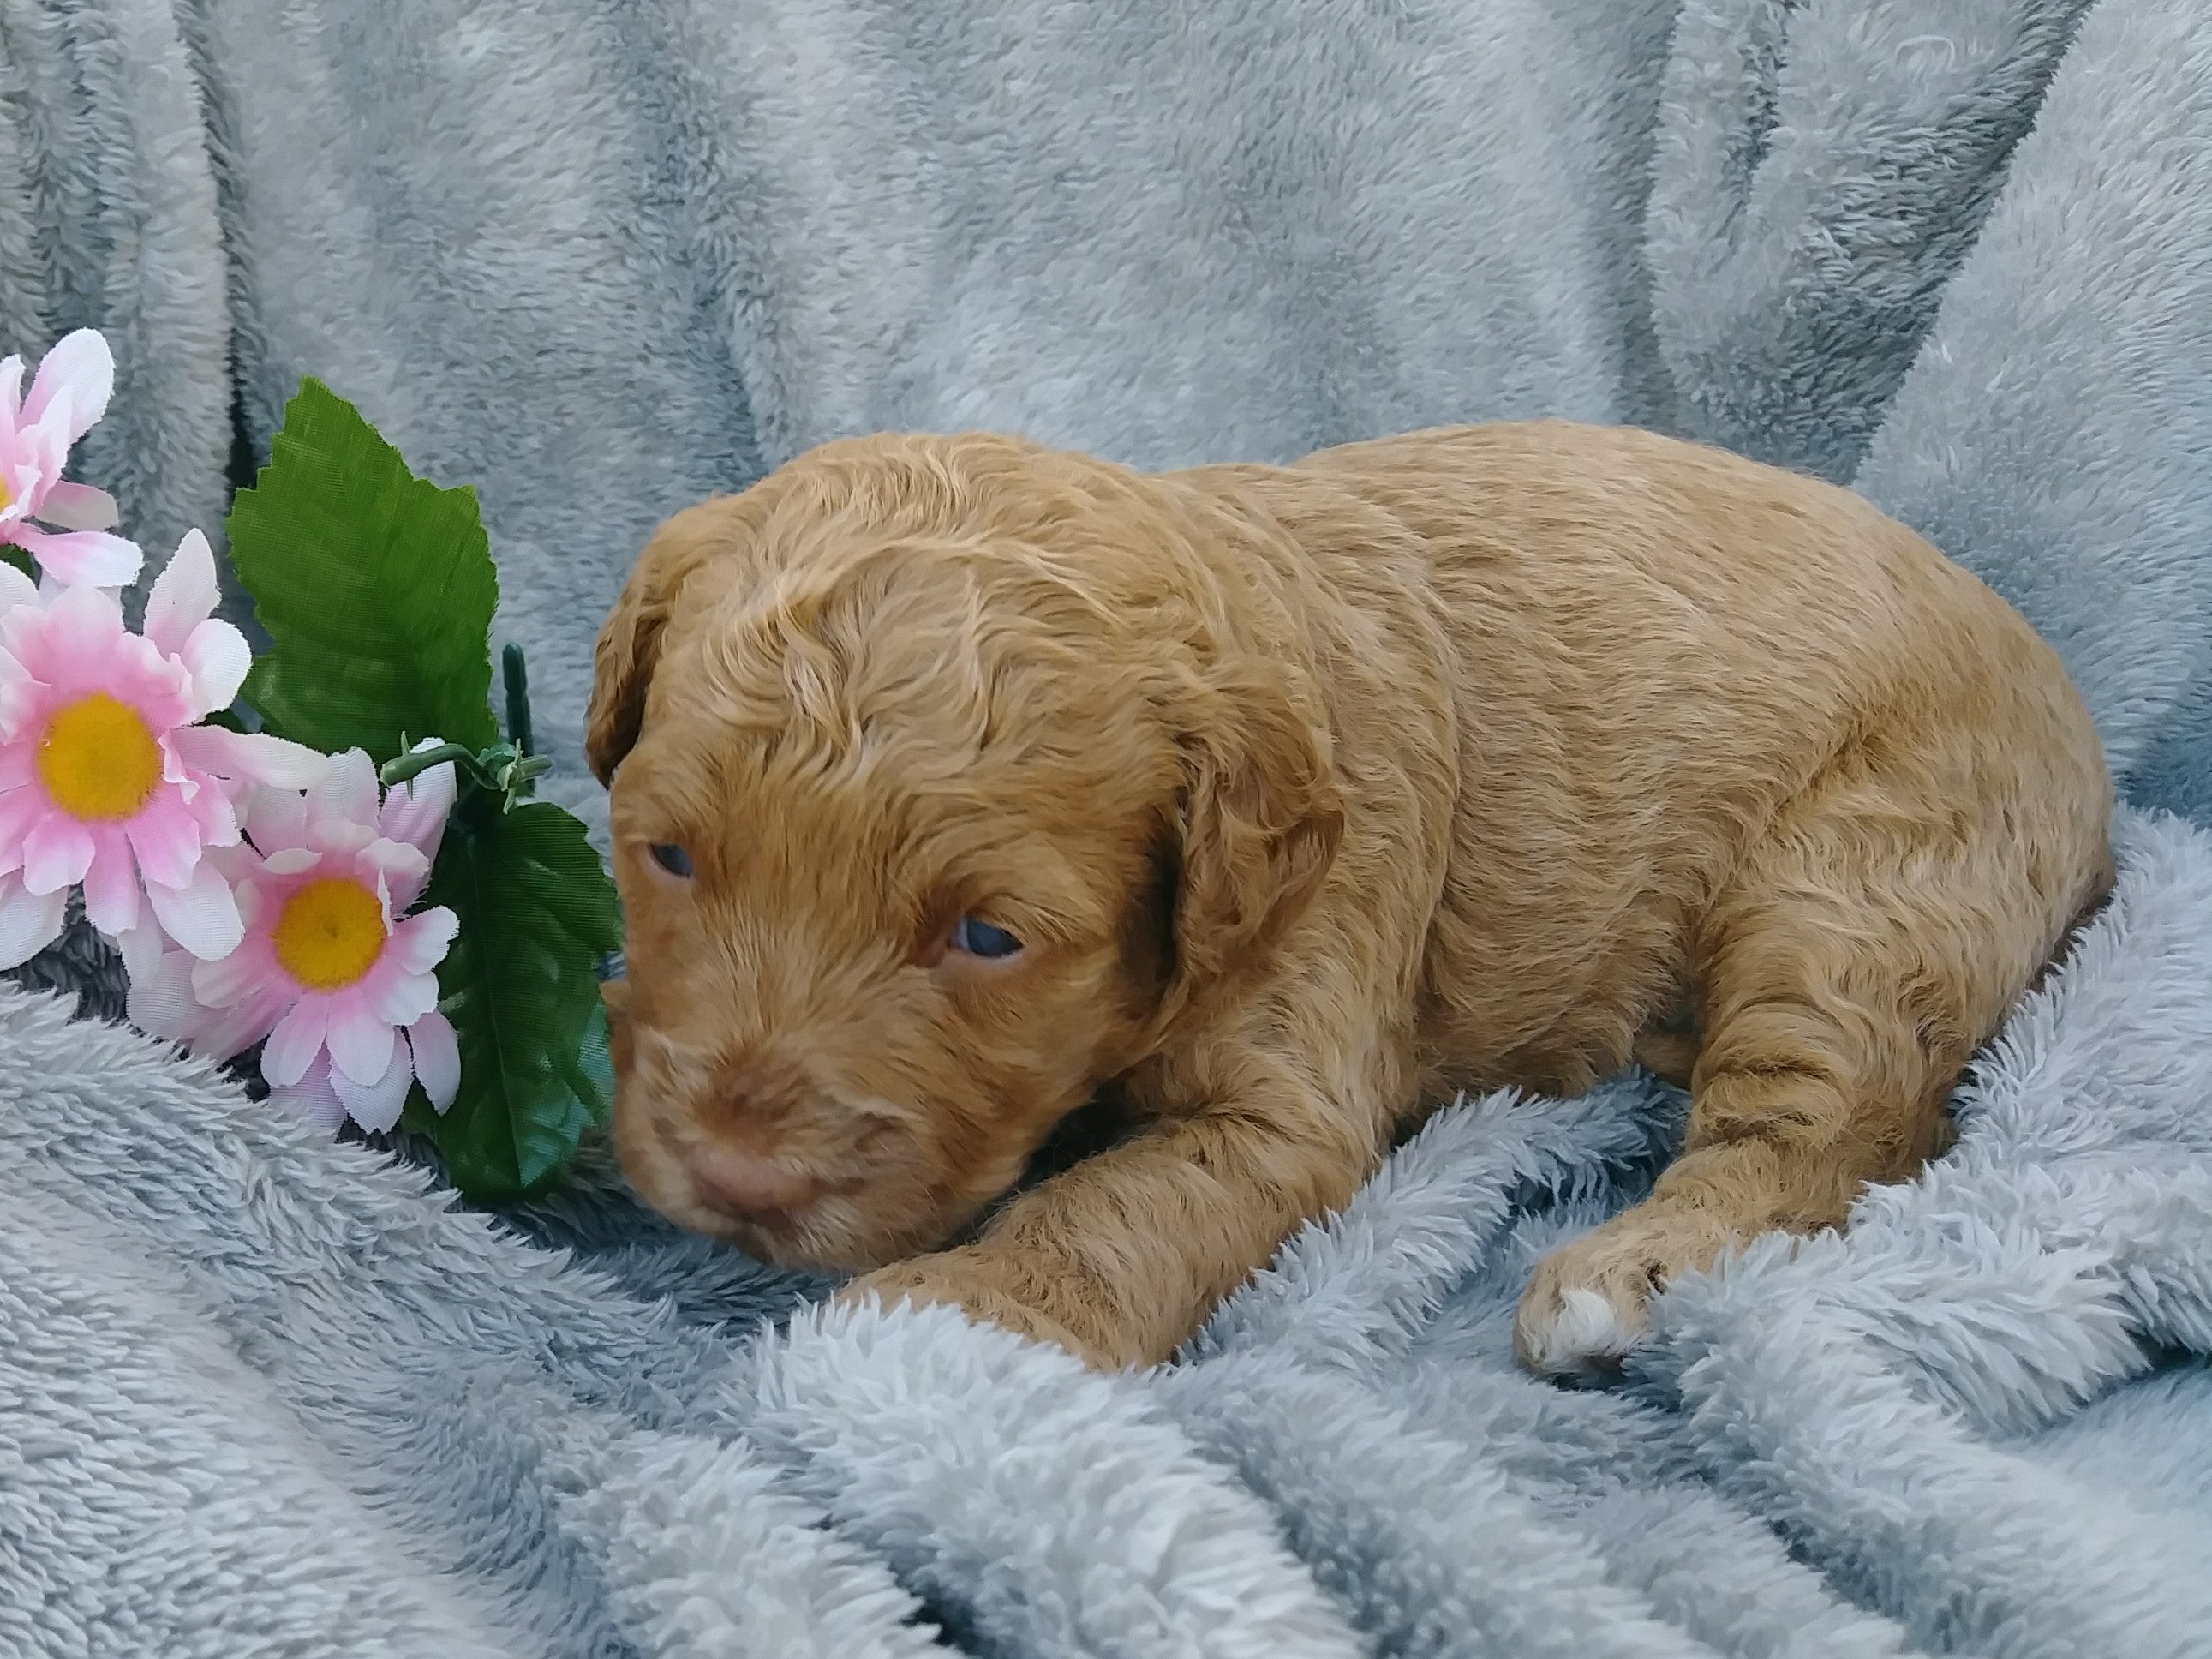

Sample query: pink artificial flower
[0,530,326,969]
[0,329,143,588]
[129,747,463,1133]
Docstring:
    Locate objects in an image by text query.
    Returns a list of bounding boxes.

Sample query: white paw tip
[1516,1287,1645,1379]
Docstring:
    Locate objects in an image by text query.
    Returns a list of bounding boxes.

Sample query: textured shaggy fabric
[3,2,2212,1653]
[0,0,230,584]
[1847,0,2212,815]
[5,808,2210,1656]
[1643,0,2097,485]
[181,0,1683,835]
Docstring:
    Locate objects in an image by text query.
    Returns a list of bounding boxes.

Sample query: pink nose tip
[689,1144,822,1222]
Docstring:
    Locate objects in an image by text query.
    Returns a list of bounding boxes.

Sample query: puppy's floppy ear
[1163,657,1344,1009]
[587,506,738,783]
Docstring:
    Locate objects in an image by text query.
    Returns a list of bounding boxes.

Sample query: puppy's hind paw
[1514,1200,1743,1381]
[1512,1285,1646,1383]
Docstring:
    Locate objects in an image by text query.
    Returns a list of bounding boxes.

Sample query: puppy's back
[1276,419,2092,824]
[1238,421,2108,1091]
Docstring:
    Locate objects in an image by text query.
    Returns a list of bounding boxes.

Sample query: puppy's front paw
[839,1252,1106,1368]
[1513,1203,1738,1382]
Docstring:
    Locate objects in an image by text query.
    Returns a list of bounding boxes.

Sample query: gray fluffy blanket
[4,1,2212,1653]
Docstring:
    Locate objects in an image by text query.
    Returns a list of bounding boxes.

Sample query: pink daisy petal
[9,525,142,590]
[310,814,374,859]
[367,965,439,1028]
[81,826,140,935]
[263,997,330,1087]
[152,945,290,1061]
[380,749,457,860]
[21,328,114,440]
[228,863,267,927]
[125,948,214,1045]
[21,815,94,894]
[260,847,320,877]
[386,869,429,917]
[0,560,37,614]
[406,1011,461,1112]
[0,434,42,506]
[179,620,251,717]
[3,614,65,690]
[194,988,292,1066]
[358,836,431,907]
[38,481,119,533]
[158,741,191,794]
[0,652,36,731]
[64,634,190,728]
[0,604,45,668]
[0,875,65,968]
[0,458,35,526]
[123,795,205,890]
[244,736,332,793]
[0,688,29,752]
[141,529,220,657]
[271,1055,350,1133]
[31,582,127,674]
[201,832,256,877]
[144,859,244,962]
[388,906,460,975]
[190,932,278,1009]
[15,405,77,476]
[112,921,166,984]
[312,749,380,830]
[326,997,398,1089]
[0,789,40,873]
[169,725,329,792]
[179,770,240,848]
[0,355,22,421]
[238,782,310,851]
[330,1041,412,1134]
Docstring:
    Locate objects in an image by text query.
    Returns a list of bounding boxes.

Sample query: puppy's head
[588,435,1341,1269]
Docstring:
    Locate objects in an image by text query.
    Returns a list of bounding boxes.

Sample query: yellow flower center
[272,877,388,991]
[39,692,163,821]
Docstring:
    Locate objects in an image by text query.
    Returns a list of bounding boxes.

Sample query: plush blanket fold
[3,2,2211,1654]
[0,0,229,578]
[9,807,2210,1656]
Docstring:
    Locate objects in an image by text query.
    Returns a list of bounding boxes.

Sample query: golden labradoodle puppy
[589,421,2112,1378]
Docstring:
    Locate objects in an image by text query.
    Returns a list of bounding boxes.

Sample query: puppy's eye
[648,842,694,878]
[949,914,1022,960]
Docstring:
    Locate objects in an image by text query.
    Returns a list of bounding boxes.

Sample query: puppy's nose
[690,1143,821,1222]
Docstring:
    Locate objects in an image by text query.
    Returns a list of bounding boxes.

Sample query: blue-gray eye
[649,842,693,878]
[951,915,1022,959]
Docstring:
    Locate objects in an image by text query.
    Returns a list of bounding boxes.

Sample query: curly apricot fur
[590,422,2112,1373]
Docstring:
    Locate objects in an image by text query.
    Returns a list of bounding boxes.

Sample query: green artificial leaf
[225,376,625,1200]
[417,794,624,1200]
[227,380,499,761]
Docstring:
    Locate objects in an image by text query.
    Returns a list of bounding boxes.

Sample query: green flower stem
[379,740,550,811]
[380,743,477,788]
